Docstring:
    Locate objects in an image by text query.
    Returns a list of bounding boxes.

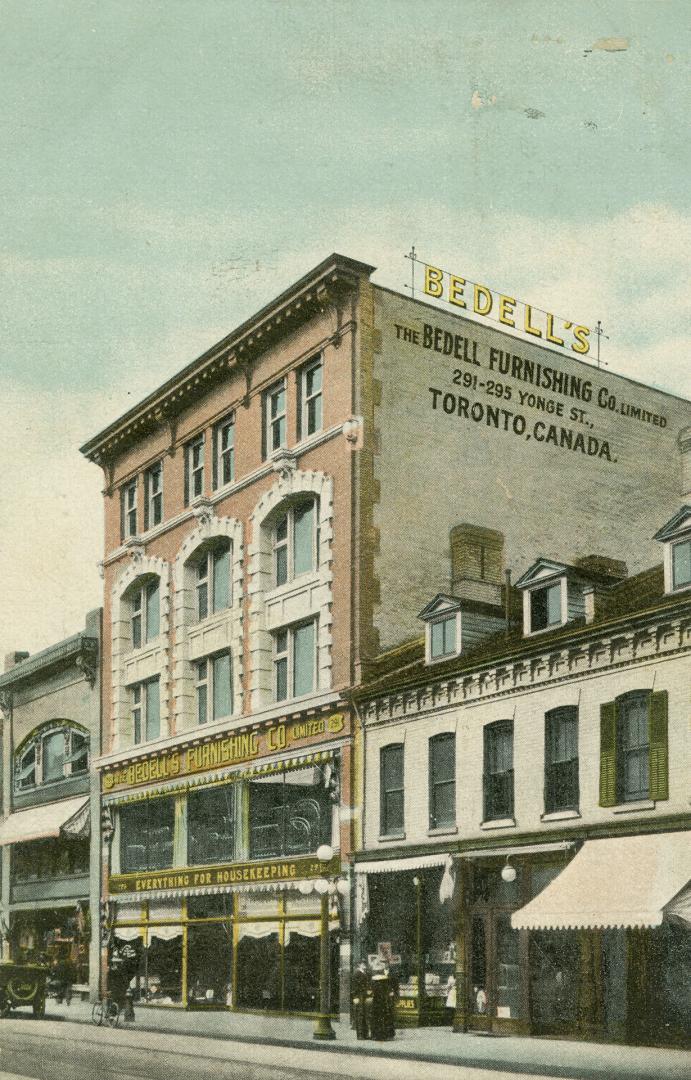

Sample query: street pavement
[0,998,685,1080]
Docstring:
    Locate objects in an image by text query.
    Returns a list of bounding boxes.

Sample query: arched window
[125,574,160,649]
[189,538,231,621]
[272,498,319,587]
[14,722,89,793]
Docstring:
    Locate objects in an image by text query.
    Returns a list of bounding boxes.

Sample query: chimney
[679,427,691,498]
[574,555,628,582]
[4,651,29,673]
[583,586,596,624]
[450,524,504,607]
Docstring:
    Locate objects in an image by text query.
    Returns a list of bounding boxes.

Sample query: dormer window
[516,560,570,636]
[672,539,691,590]
[419,595,463,664]
[653,506,691,594]
[530,582,562,632]
[430,614,457,659]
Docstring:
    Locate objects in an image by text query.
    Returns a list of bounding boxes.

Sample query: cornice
[362,606,691,728]
[80,254,374,465]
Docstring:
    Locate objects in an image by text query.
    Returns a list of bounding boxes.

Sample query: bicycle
[91,993,120,1027]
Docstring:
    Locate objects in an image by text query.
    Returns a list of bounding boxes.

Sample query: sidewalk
[44,998,689,1080]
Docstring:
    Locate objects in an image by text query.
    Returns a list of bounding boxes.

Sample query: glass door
[467,911,525,1030]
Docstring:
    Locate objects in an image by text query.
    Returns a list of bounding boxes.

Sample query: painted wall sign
[108,853,341,895]
[102,712,347,793]
[422,262,591,356]
[390,318,668,467]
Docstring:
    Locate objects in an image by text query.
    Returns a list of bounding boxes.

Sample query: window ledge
[480,817,516,831]
[265,573,321,604]
[378,833,406,843]
[612,799,656,814]
[540,809,581,822]
[123,641,161,663]
[428,826,458,837]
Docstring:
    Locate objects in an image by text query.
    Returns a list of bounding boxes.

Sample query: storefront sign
[108,853,341,895]
[422,262,591,356]
[102,712,347,794]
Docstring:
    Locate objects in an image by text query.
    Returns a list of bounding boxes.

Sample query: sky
[1,0,689,662]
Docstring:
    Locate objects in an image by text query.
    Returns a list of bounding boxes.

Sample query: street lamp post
[312,844,348,1041]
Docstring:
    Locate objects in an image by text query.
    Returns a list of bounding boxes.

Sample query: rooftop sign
[420,260,591,357]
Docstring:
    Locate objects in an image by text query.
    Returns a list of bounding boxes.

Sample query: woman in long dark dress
[369,962,393,1040]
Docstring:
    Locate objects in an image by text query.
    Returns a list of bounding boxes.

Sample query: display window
[247,765,332,860]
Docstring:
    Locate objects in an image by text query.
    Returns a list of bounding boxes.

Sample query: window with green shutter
[648,690,669,801]
[600,691,669,806]
[599,701,617,806]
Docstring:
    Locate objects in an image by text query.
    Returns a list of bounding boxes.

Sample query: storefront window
[366,869,454,1017]
[144,927,183,1003]
[187,785,235,866]
[12,838,89,882]
[187,895,232,919]
[495,914,521,1019]
[120,797,175,873]
[529,931,579,1025]
[236,925,281,1009]
[470,914,488,1015]
[248,766,331,859]
[187,923,232,1005]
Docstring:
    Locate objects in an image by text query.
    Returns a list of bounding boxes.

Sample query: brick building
[80,253,691,1022]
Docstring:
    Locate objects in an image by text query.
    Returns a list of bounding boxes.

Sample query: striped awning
[0,796,90,845]
[355,852,449,875]
[511,831,691,931]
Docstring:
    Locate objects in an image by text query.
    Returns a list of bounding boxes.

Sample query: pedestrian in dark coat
[385,965,399,1038]
[351,961,370,1039]
[369,961,394,1040]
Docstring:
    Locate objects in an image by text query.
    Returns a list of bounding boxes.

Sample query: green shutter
[648,690,669,801]
[599,701,617,807]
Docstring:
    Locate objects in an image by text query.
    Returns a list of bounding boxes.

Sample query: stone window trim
[173,514,244,732]
[111,552,171,752]
[14,720,90,793]
[248,470,334,712]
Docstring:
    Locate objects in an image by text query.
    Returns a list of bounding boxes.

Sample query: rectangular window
[184,435,205,504]
[144,461,163,530]
[273,622,316,702]
[120,480,138,541]
[213,414,235,489]
[263,380,286,457]
[248,764,331,859]
[380,744,404,836]
[429,732,456,829]
[273,500,318,586]
[131,578,160,648]
[298,356,323,439]
[483,721,514,821]
[195,542,231,620]
[195,652,232,724]
[430,616,456,659]
[274,630,288,702]
[42,731,65,783]
[188,785,235,866]
[672,539,691,590]
[120,797,174,873]
[544,707,579,813]
[530,583,562,632]
[132,678,161,744]
[618,692,650,801]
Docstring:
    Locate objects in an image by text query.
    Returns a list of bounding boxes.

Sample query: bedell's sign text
[422,263,591,355]
[108,853,342,894]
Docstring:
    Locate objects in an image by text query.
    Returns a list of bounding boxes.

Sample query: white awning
[511,831,691,931]
[355,853,449,875]
[0,796,90,846]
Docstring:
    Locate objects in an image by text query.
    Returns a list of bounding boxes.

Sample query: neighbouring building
[0,611,101,998]
[79,253,691,1022]
[354,510,691,1047]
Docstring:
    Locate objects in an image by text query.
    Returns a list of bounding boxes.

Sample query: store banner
[109,852,341,896]
[102,713,347,795]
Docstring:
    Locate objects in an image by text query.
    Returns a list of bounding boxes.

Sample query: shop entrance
[468,911,525,1032]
